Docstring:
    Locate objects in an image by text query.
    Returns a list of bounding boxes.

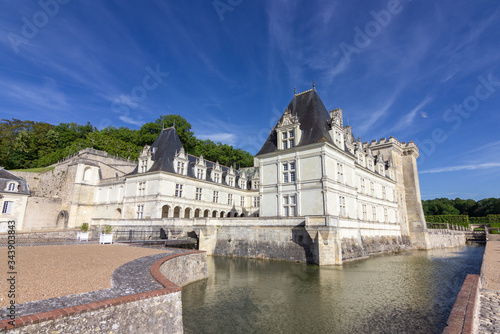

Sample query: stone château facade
[3,87,432,261]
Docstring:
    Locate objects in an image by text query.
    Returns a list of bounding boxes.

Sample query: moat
[182,245,484,334]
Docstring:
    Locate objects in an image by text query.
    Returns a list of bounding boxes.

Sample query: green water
[182,245,484,334]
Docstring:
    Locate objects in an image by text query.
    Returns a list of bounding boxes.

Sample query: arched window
[83,167,92,182]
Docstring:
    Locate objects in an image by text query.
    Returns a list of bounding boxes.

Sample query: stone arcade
[5,87,440,264]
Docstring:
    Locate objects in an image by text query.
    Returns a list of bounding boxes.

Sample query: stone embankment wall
[426,230,466,249]
[341,235,412,262]
[1,251,208,333]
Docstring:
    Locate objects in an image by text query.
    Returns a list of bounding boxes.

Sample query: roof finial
[313,80,315,90]
[294,87,296,95]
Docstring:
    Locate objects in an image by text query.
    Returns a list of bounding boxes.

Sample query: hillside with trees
[0,115,254,170]
[422,197,500,217]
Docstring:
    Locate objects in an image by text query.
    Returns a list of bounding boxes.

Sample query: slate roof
[256,89,334,156]
[128,127,256,189]
[0,167,30,195]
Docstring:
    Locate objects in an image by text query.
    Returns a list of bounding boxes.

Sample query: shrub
[79,223,89,232]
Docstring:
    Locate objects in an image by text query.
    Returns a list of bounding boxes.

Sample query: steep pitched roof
[256,89,334,156]
[129,127,184,174]
[0,168,25,181]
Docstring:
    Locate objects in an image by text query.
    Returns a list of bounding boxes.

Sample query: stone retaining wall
[442,274,479,334]
[0,251,208,333]
[427,230,466,249]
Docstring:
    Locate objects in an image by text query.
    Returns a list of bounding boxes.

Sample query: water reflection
[182,245,484,334]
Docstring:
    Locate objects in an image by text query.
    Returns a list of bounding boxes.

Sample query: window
[177,161,185,174]
[382,186,386,200]
[253,180,259,189]
[362,204,367,220]
[175,184,183,197]
[335,131,342,146]
[240,196,245,207]
[137,182,146,196]
[384,207,388,223]
[337,163,344,183]
[196,169,204,180]
[240,180,246,189]
[282,130,295,149]
[140,159,147,173]
[253,196,260,207]
[213,191,219,203]
[360,178,365,193]
[283,194,296,217]
[283,161,296,183]
[370,182,375,196]
[136,204,144,219]
[228,177,234,187]
[195,188,202,201]
[7,183,16,192]
[372,205,377,221]
[2,201,13,214]
[228,194,233,205]
[214,173,220,183]
[393,190,396,202]
[339,196,346,217]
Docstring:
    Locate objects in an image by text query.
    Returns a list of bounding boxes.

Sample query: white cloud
[420,163,500,174]
[118,115,143,126]
[391,96,432,132]
[198,133,237,145]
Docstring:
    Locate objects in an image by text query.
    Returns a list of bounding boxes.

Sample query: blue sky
[1,0,499,200]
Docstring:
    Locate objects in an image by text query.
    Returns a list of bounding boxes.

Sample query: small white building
[0,168,30,232]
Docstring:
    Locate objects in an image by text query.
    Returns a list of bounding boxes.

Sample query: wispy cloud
[198,132,237,145]
[420,163,500,174]
[118,115,143,126]
[391,96,432,132]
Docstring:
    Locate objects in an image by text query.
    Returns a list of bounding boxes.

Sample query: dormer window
[228,177,234,187]
[240,179,246,189]
[140,160,147,173]
[7,183,16,192]
[214,173,220,183]
[197,168,204,180]
[177,161,185,174]
[282,130,295,149]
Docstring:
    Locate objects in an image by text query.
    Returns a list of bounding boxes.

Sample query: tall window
[7,183,16,192]
[384,207,388,222]
[370,182,375,196]
[2,201,13,214]
[140,160,147,173]
[214,173,220,183]
[253,180,259,189]
[228,194,233,205]
[228,177,234,187]
[282,130,295,149]
[136,204,144,219]
[195,188,202,201]
[372,205,377,221]
[362,204,367,220]
[240,196,245,207]
[339,196,346,217]
[360,178,365,193]
[283,194,296,217]
[337,163,344,183]
[253,196,260,207]
[240,180,246,189]
[197,169,204,180]
[283,161,296,183]
[382,186,386,200]
[393,190,396,202]
[175,184,183,197]
[177,161,185,174]
[213,191,219,203]
[137,182,146,196]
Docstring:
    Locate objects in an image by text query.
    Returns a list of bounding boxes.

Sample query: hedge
[425,215,469,228]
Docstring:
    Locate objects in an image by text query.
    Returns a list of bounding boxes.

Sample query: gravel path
[0,244,173,308]
[477,241,500,334]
